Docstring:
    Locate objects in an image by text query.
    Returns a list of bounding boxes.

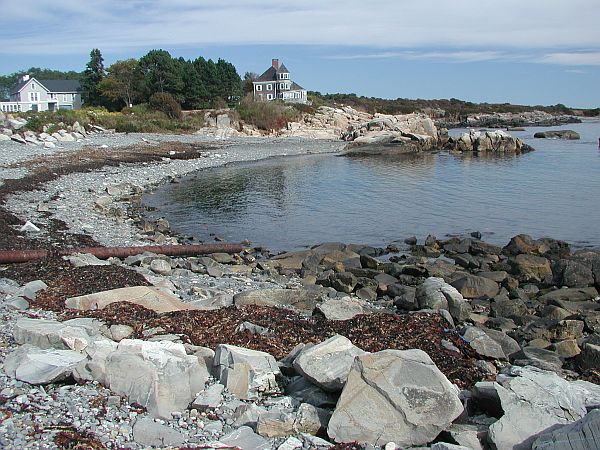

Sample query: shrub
[236,95,301,131]
[148,92,183,120]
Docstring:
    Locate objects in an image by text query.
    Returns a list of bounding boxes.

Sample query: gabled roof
[39,80,81,93]
[278,64,290,74]
[255,66,277,82]
[11,77,81,95]
[291,81,305,91]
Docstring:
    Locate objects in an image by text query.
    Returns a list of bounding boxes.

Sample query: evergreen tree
[139,50,184,101]
[81,49,105,106]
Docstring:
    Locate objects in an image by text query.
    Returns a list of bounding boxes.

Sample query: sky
[1,0,599,108]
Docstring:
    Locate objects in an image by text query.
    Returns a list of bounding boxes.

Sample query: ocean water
[143,121,600,252]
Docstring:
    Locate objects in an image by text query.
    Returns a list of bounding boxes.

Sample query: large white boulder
[293,335,366,392]
[327,349,463,447]
[214,344,280,400]
[416,277,470,322]
[104,339,208,418]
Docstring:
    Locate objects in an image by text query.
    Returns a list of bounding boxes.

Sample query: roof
[278,64,290,74]
[255,66,277,82]
[291,81,305,91]
[39,80,81,93]
[11,77,81,94]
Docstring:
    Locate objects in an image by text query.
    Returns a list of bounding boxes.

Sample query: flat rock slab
[315,297,365,320]
[233,287,327,311]
[66,286,198,313]
[532,408,600,450]
[217,425,272,450]
[132,417,185,447]
[4,344,86,385]
[327,349,463,447]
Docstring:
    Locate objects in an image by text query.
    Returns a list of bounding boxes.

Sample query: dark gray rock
[329,272,358,294]
[552,259,595,288]
[534,130,580,139]
[451,274,499,299]
[510,347,563,372]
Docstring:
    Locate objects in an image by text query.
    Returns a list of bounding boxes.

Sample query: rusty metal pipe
[0,243,245,264]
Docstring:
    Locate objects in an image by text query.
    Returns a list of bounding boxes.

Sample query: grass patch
[236,96,301,131]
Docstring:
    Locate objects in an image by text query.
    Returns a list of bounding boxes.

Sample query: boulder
[293,335,366,392]
[64,253,111,268]
[214,344,280,400]
[233,287,326,311]
[13,317,105,350]
[314,297,365,320]
[329,272,358,294]
[552,259,595,287]
[487,365,597,450]
[4,344,86,384]
[327,349,463,447]
[416,277,471,322]
[538,287,599,304]
[451,274,499,299]
[104,339,207,418]
[66,286,197,313]
[256,403,330,438]
[510,347,563,372]
[510,254,552,284]
[192,383,224,410]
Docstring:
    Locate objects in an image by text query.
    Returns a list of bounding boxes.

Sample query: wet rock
[66,286,197,313]
[293,335,366,392]
[327,349,463,447]
[4,344,86,384]
[214,344,280,400]
[416,277,471,322]
[132,417,185,447]
[451,274,499,299]
[234,287,327,311]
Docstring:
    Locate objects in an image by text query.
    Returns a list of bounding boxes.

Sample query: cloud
[1,0,599,55]
[326,50,522,63]
[539,52,600,66]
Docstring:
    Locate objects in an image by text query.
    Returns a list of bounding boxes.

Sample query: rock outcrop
[446,130,533,154]
[534,130,580,139]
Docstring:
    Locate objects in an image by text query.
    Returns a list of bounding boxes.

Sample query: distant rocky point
[534,130,581,140]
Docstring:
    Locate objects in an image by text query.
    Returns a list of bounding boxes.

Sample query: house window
[279,83,285,89]
[266,84,272,91]
[267,94,273,100]
[256,85,262,91]
[63,94,68,102]
[31,83,35,89]
[29,92,39,101]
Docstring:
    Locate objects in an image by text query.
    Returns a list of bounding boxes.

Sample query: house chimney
[21,74,30,82]
[272,59,279,70]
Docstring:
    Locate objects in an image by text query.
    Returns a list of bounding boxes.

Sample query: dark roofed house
[253,59,307,104]
[1,74,83,113]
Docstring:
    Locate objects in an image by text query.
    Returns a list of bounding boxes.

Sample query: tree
[139,50,184,101]
[81,48,105,106]
[99,59,143,108]
[243,72,258,95]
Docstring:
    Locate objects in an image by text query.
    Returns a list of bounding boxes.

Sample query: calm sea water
[144,121,600,252]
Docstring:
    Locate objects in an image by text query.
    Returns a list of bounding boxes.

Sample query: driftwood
[0,243,245,264]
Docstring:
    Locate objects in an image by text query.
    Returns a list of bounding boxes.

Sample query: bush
[236,95,301,131]
[148,92,183,120]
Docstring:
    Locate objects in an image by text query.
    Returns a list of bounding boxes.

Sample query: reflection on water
[144,122,600,252]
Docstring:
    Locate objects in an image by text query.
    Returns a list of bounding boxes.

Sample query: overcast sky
[1,0,599,107]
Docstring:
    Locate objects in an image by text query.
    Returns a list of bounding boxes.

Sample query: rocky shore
[1,128,600,449]
[435,111,581,129]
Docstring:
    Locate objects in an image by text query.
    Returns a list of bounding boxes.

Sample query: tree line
[1,49,243,111]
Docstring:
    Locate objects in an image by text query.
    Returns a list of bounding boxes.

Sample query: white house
[253,59,307,104]
[1,75,83,113]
